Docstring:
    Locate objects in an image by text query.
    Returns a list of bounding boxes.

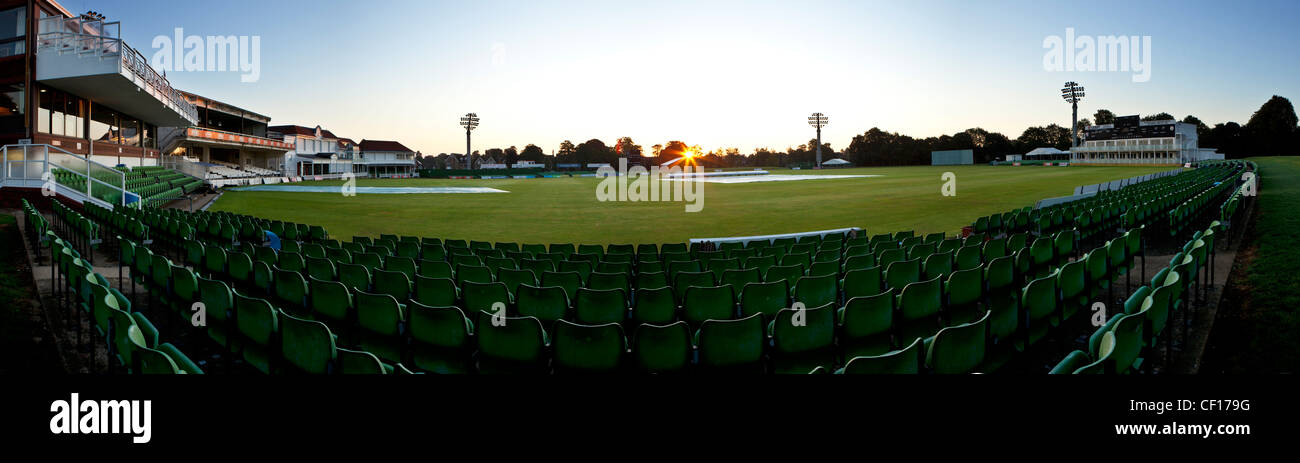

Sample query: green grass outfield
[1203,156,1300,373]
[209,165,1174,245]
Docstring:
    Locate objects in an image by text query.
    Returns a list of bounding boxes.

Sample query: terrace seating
[38,160,1248,374]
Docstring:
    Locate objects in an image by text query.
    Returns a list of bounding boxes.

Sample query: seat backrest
[696,313,763,368]
[408,301,473,349]
[683,285,736,326]
[573,287,627,325]
[926,310,989,374]
[839,337,923,374]
[632,321,691,373]
[553,320,626,372]
[280,311,337,374]
[515,284,570,323]
[771,302,834,354]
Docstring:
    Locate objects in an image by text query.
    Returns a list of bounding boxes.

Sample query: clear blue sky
[73,0,1300,155]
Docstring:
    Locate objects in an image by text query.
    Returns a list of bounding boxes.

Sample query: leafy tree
[1246,95,1298,155]
[519,144,546,163]
[1093,109,1115,125]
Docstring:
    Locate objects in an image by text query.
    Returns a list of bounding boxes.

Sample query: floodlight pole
[808,112,828,169]
[815,125,822,169]
[1061,82,1085,148]
[460,113,479,169]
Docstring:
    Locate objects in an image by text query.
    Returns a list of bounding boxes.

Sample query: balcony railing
[36,16,198,124]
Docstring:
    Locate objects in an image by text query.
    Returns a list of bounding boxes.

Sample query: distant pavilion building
[1071,115,1223,165]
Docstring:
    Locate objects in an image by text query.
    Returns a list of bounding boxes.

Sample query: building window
[0,82,24,134]
[90,102,119,144]
[0,7,25,59]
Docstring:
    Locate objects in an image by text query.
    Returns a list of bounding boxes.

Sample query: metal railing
[35,16,198,124]
[1,143,132,208]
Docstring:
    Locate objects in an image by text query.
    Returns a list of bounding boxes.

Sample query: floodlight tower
[808,112,828,168]
[460,113,480,169]
[1061,82,1085,147]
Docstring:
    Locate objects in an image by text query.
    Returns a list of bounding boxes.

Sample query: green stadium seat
[553,320,626,373]
[983,238,1006,261]
[923,251,953,281]
[720,268,761,296]
[837,336,923,374]
[586,272,631,299]
[1054,230,1076,268]
[412,275,458,308]
[768,302,835,374]
[631,286,677,325]
[763,264,803,287]
[385,256,418,280]
[273,268,309,315]
[306,256,337,282]
[574,287,627,325]
[876,248,904,269]
[1057,259,1088,323]
[634,271,669,290]
[743,255,777,278]
[541,271,583,300]
[497,268,538,298]
[1029,238,1055,278]
[475,311,549,373]
[519,258,554,280]
[944,266,984,325]
[279,310,337,374]
[135,341,203,374]
[308,277,353,330]
[792,274,837,308]
[234,292,280,374]
[1085,247,1110,299]
[673,271,717,301]
[1022,274,1058,347]
[884,258,921,290]
[337,348,391,374]
[198,277,236,350]
[896,276,942,343]
[1088,312,1145,374]
[707,258,741,281]
[407,302,475,374]
[839,290,894,358]
[841,254,875,274]
[454,264,493,286]
[695,313,764,372]
[279,251,306,273]
[372,269,412,302]
[515,284,570,324]
[338,262,371,292]
[925,310,989,374]
[353,290,407,363]
[683,285,736,327]
[462,281,512,316]
[1049,350,1092,374]
[631,321,691,373]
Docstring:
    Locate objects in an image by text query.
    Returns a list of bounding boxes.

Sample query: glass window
[0,7,24,41]
[90,102,118,143]
[65,95,83,138]
[38,88,50,134]
[120,117,138,146]
[143,124,155,149]
[0,83,24,134]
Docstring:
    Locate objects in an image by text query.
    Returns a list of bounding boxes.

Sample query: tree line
[417,95,1298,169]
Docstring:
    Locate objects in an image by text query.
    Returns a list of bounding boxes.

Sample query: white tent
[821,158,852,166]
[1025,147,1069,158]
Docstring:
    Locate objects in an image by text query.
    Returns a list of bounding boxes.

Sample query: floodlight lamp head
[808,112,828,128]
